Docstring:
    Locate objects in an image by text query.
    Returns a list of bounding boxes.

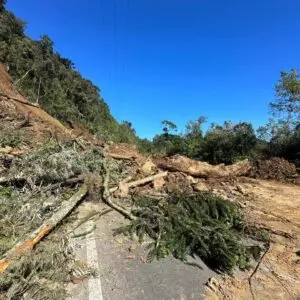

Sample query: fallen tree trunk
[109,172,168,195]
[104,152,137,160]
[0,184,88,273]
[0,176,25,185]
[154,155,251,178]
[0,92,40,108]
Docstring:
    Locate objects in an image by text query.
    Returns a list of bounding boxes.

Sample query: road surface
[69,205,215,300]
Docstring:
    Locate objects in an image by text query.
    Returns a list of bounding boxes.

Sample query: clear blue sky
[6,0,300,139]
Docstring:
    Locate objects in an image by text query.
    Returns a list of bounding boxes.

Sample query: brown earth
[205,178,300,300]
[248,157,297,181]
[0,64,75,147]
[0,63,104,149]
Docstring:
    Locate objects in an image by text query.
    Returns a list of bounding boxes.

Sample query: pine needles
[115,192,264,274]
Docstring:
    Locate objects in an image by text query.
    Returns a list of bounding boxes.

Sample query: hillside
[0,3,137,144]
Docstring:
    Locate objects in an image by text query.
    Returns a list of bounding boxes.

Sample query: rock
[153,176,165,190]
[236,184,247,195]
[194,181,210,192]
[186,175,198,184]
[116,182,129,197]
[141,159,156,175]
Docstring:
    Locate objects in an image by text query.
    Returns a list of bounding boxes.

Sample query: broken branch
[0,184,88,273]
[109,172,168,194]
[102,159,136,220]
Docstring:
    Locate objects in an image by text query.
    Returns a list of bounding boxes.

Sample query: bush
[0,132,21,147]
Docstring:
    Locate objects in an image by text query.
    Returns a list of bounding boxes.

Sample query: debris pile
[0,141,102,299]
[1,136,296,299]
[154,155,252,178]
[248,157,297,180]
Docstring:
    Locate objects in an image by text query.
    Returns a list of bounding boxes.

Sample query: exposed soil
[0,64,75,147]
[205,178,300,300]
[248,157,297,181]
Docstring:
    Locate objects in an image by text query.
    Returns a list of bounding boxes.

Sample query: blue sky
[6,0,300,138]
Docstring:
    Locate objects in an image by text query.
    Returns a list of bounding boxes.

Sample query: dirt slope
[205,178,300,300]
[0,63,76,146]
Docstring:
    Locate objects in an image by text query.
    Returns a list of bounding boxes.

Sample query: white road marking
[86,229,104,300]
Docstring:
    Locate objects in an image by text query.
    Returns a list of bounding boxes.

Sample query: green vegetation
[148,70,299,165]
[0,140,103,299]
[115,192,266,274]
[0,4,137,143]
[0,131,21,148]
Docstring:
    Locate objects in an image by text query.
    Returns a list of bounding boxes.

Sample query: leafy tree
[184,116,206,158]
[137,138,153,154]
[271,69,300,122]
[152,121,186,156]
[202,122,257,164]
[259,70,300,162]
[161,120,177,135]
[0,0,7,9]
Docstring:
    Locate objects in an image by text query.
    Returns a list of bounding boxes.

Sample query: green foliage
[161,120,177,134]
[257,70,300,162]
[152,133,186,156]
[0,131,21,147]
[0,186,12,198]
[202,122,257,164]
[115,192,264,274]
[271,69,300,122]
[152,119,258,164]
[9,140,85,186]
[117,121,138,144]
[257,119,300,162]
[0,6,137,143]
[137,138,154,155]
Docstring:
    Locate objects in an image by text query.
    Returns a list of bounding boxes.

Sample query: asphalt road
[69,208,215,300]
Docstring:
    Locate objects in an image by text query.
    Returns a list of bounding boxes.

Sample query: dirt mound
[0,63,79,148]
[104,143,144,160]
[249,157,297,180]
[154,155,252,178]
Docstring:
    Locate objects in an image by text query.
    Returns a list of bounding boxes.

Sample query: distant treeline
[0,1,299,164]
[138,70,300,165]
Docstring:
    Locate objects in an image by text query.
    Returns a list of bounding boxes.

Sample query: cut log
[0,92,40,108]
[154,155,251,178]
[0,184,88,273]
[42,175,85,192]
[103,152,137,160]
[109,172,168,195]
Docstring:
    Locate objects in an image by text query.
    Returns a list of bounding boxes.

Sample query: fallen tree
[0,184,88,273]
[114,192,267,274]
[154,155,252,178]
[109,171,168,196]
